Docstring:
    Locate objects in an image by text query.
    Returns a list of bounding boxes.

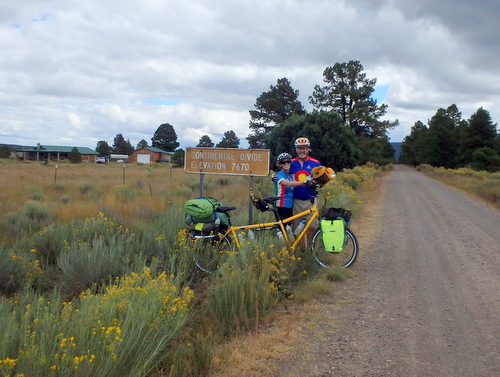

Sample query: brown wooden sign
[184,148,270,176]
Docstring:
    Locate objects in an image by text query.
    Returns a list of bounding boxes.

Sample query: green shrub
[207,262,278,336]
[29,186,45,201]
[0,269,193,377]
[79,183,94,195]
[292,278,333,303]
[25,224,72,265]
[57,238,138,297]
[0,248,23,295]
[53,183,65,193]
[336,172,362,189]
[3,201,52,237]
[112,184,143,199]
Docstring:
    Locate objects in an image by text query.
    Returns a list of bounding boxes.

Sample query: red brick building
[130,147,173,163]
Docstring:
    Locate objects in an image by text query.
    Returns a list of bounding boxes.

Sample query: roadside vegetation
[0,160,387,377]
[416,164,500,209]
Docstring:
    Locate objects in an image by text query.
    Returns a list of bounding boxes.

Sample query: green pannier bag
[185,197,222,223]
[320,218,347,252]
[189,221,217,233]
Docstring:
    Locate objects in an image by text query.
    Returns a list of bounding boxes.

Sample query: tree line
[94,124,241,167]
[3,59,497,171]
[399,105,499,171]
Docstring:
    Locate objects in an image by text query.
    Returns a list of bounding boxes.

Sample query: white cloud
[0,0,498,149]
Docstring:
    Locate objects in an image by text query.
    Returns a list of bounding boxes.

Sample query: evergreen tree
[425,107,460,168]
[95,140,112,156]
[247,78,305,148]
[112,134,134,155]
[309,60,398,137]
[357,135,395,165]
[67,147,82,163]
[459,107,498,167]
[470,147,500,171]
[136,139,149,149]
[216,130,240,148]
[171,149,185,168]
[399,121,429,166]
[266,110,360,171]
[151,123,180,152]
[197,135,214,147]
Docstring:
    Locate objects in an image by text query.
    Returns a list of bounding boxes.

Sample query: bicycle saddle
[217,206,236,213]
[263,196,281,203]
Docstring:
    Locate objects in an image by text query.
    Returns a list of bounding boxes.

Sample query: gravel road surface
[274,165,500,377]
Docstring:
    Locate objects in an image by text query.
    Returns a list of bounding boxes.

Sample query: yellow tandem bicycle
[187,188,359,273]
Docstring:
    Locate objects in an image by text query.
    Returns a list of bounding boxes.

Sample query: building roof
[14,145,99,155]
[137,147,174,155]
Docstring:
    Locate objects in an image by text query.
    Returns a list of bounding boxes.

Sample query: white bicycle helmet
[294,137,310,147]
[277,152,292,163]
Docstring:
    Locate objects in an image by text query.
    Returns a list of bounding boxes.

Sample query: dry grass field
[0,159,384,377]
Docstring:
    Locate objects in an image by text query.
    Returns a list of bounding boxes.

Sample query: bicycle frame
[222,202,320,249]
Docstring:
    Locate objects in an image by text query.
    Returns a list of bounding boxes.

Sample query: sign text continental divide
[184,147,270,176]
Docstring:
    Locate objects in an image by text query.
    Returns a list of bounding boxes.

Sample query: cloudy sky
[1,0,499,150]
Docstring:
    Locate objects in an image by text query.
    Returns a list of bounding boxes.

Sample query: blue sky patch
[372,84,390,104]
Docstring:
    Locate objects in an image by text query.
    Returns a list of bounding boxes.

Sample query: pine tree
[247,78,305,148]
[151,123,180,151]
[197,135,214,147]
[216,130,240,148]
[310,60,398,137]
[68,147,82,163]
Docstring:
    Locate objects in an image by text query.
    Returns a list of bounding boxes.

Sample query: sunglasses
[280,160,292,164]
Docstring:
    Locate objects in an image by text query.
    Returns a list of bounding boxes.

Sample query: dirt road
[274,165,500,377]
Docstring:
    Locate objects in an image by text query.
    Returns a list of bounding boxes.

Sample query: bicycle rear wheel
[311,227,358,268]
[190,231,233,273]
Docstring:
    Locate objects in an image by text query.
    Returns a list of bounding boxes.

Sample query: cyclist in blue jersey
[290,138,322,236]
[274,152,307,221]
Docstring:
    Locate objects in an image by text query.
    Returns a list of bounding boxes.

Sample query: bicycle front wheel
[311,227,358,268]
[190,231,233,273]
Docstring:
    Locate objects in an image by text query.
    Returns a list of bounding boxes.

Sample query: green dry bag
[184,197,222,223]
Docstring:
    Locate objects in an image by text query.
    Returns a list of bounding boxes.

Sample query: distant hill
[391,142,402,161]
[0,143,33,149]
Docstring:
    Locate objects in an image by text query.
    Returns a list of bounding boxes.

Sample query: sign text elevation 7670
[184,148,270,176]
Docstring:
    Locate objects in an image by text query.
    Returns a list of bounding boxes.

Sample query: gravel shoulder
[211,165,500,377]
